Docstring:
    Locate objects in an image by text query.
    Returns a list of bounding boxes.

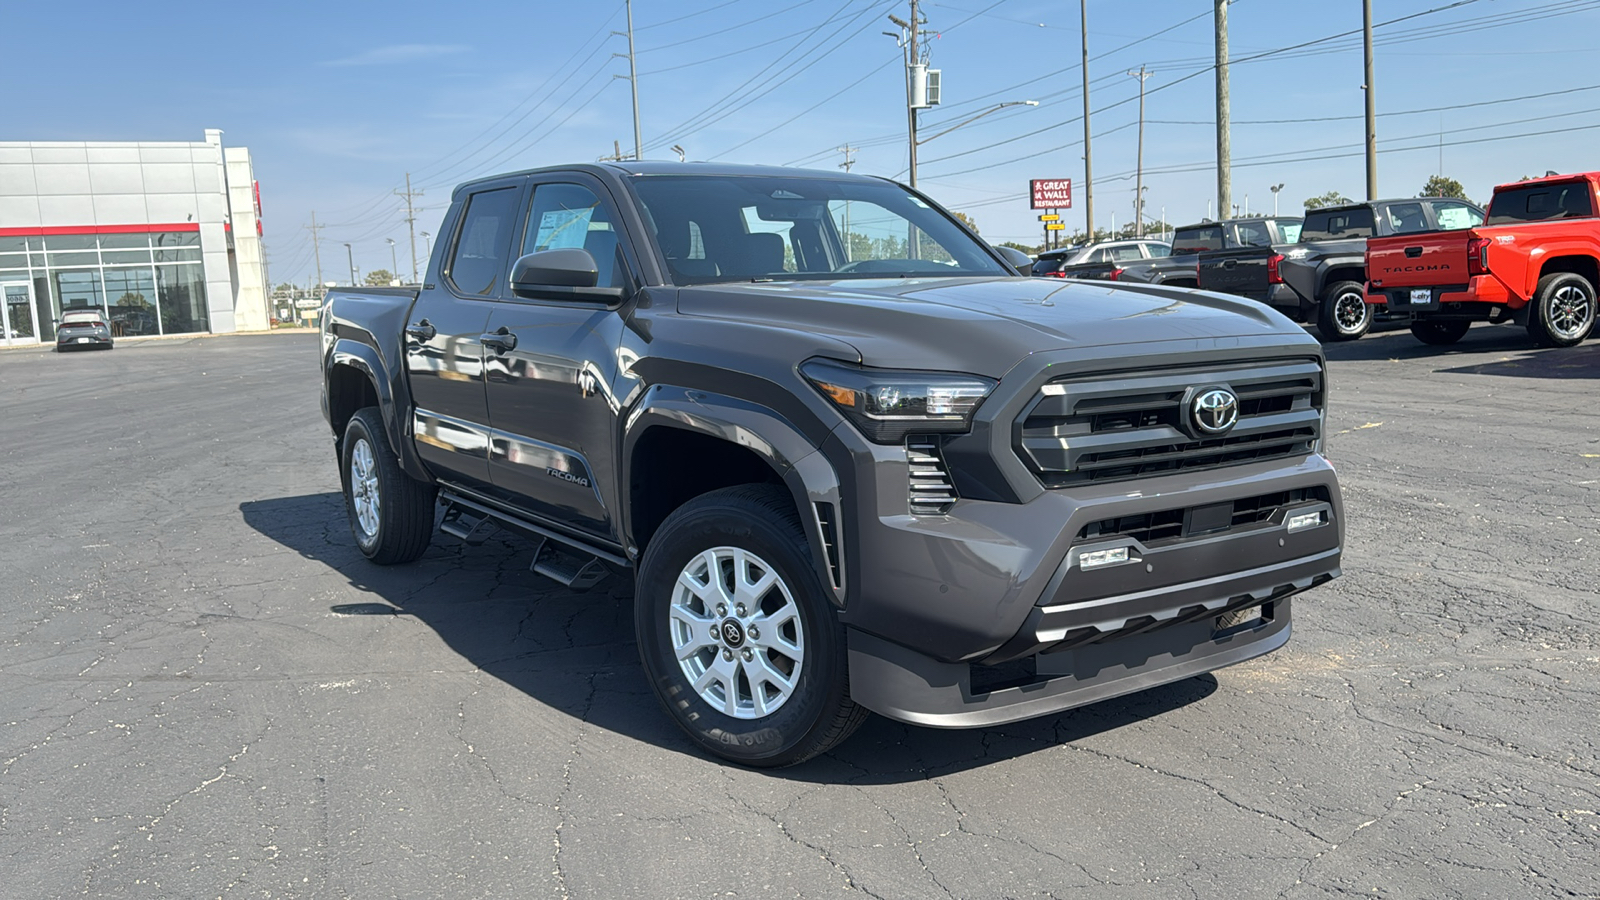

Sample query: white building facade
[0,129,270,346]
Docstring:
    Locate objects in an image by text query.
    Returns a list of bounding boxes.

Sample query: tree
[998,240,1039,255]
[951,211,980,235]
[1419,175,1472,205]
[1304,190,1352,210]
[363,269,394,286]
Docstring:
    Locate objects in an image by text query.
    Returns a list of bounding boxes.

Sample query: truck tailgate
[1366,232,1469,290]
[1196,247,1272,300]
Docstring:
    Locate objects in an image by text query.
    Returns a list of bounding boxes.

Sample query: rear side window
[447,187,520,295]
[1109,245,1144,262]
[1301,208,1374,241]
[1279,222,1303,243]
[1172,225,1224,253]
[1487,183,1596,226]
[1144,242,1171,258]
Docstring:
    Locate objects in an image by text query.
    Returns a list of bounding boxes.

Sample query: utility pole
[888,1,925,187]
[1080,0,1094,240]
[394,174,423,284]
[613,0,643,160]
[1362,0,1378,200]
[1129,66,1151,238]
[1215,0,1232,223]
[839,144,858,260]
[600,140,627,162]
[304,211,325,289]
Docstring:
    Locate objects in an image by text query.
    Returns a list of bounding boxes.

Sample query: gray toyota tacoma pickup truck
[320,162,1344,767]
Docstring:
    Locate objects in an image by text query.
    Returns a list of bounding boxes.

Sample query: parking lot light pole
[344,243,357,286]
[1271,183,1284,216]
[421,232,432,266]
[386,238,399,285]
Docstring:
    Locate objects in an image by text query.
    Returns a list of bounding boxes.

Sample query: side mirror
[994,245,1034,274]
[509,249,625,302]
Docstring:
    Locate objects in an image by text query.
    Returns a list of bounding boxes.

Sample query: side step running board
[529,538,609,591]
[440,505,498,544]
[435,489,628,591]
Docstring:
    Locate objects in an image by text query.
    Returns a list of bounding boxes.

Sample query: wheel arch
[623,386,846,606]
[325,339,431,482]
[1538,254,1600,287]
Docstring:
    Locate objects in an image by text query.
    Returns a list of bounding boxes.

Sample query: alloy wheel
[670,546,805,719]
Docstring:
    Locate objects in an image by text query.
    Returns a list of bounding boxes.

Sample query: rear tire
[1410,319,1471,346]
[1527,272,1596,348]
[1315,280,1372,341]
[341,407,436,564]
[635,485,867,767]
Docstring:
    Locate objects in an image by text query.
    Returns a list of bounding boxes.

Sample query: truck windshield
[1487,182,1596,226]
[628,174,1009,284]
[1300,208,1374,241]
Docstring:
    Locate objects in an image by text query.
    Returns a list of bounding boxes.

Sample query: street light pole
[1129,66,1152,237]
[386,238,398,285]
[421,231,432,266]
[343,243,356,286]
[1271,183,1284,216]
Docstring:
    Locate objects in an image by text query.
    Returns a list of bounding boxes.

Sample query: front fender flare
[623,385,847,606]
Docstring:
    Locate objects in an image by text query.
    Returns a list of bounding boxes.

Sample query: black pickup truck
[1121,217,1303,289]
[1196,198,1485,340]
[320,161,1344,767]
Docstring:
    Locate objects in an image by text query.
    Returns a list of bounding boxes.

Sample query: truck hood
[675,276,1304,377]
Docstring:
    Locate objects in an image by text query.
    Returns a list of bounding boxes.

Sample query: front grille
[1076,486,1332,546]
[1019,359,1324,488]
[907,436,957,515]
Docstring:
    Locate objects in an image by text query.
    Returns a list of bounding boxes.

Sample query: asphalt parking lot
[1,328,1596,899]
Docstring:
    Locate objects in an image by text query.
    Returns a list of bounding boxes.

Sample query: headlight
[800,358,996,444]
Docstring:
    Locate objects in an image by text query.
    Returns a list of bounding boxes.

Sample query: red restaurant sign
[1030,178,1072,210]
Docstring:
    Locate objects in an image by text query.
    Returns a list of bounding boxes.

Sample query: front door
[1,283,38,346]
[481,178,637,540]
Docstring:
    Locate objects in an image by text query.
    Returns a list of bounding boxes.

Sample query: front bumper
[839,450,1342,727]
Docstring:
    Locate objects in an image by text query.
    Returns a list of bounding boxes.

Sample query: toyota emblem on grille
[1191,387,1240,435]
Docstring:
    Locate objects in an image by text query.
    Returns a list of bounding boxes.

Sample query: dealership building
[0,129,269,347]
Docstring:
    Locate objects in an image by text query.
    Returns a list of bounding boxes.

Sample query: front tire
[635,485,867,767]
[1315,280,1372,341]
[1527,272,1596,348]
[1410,319,1471,345]
[341,407,436,564]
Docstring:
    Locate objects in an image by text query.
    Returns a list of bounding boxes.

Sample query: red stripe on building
[0,223,202,237]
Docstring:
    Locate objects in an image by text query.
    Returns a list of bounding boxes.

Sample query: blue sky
[7,0,1600,284]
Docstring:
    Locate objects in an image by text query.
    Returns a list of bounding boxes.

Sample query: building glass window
[4,231,210,339]
[156,263,209,334]
[103,266,160,336]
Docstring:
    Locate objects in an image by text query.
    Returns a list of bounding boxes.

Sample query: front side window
[447,187,520,296]
[521,183,626,288]
[629,175,1007,284]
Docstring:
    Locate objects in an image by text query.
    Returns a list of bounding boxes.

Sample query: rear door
[405,176,527,488]
[479,174,638,539]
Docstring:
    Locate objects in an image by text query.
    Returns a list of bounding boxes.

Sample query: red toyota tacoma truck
[1364,173,1600,347]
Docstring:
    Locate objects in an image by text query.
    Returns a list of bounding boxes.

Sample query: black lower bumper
[849,594,1303,729]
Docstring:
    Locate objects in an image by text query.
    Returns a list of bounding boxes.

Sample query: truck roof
[1493,171,1600,191]
[453,160,889,199]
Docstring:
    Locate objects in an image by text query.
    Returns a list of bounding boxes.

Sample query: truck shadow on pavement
[241,492,1216,780]
[1319,324,1600,377]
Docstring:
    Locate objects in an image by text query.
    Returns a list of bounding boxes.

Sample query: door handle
[481,326,517,353]
[405,319,436,341]
[1221,258,1237,269]
[1405,246,1424,258]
